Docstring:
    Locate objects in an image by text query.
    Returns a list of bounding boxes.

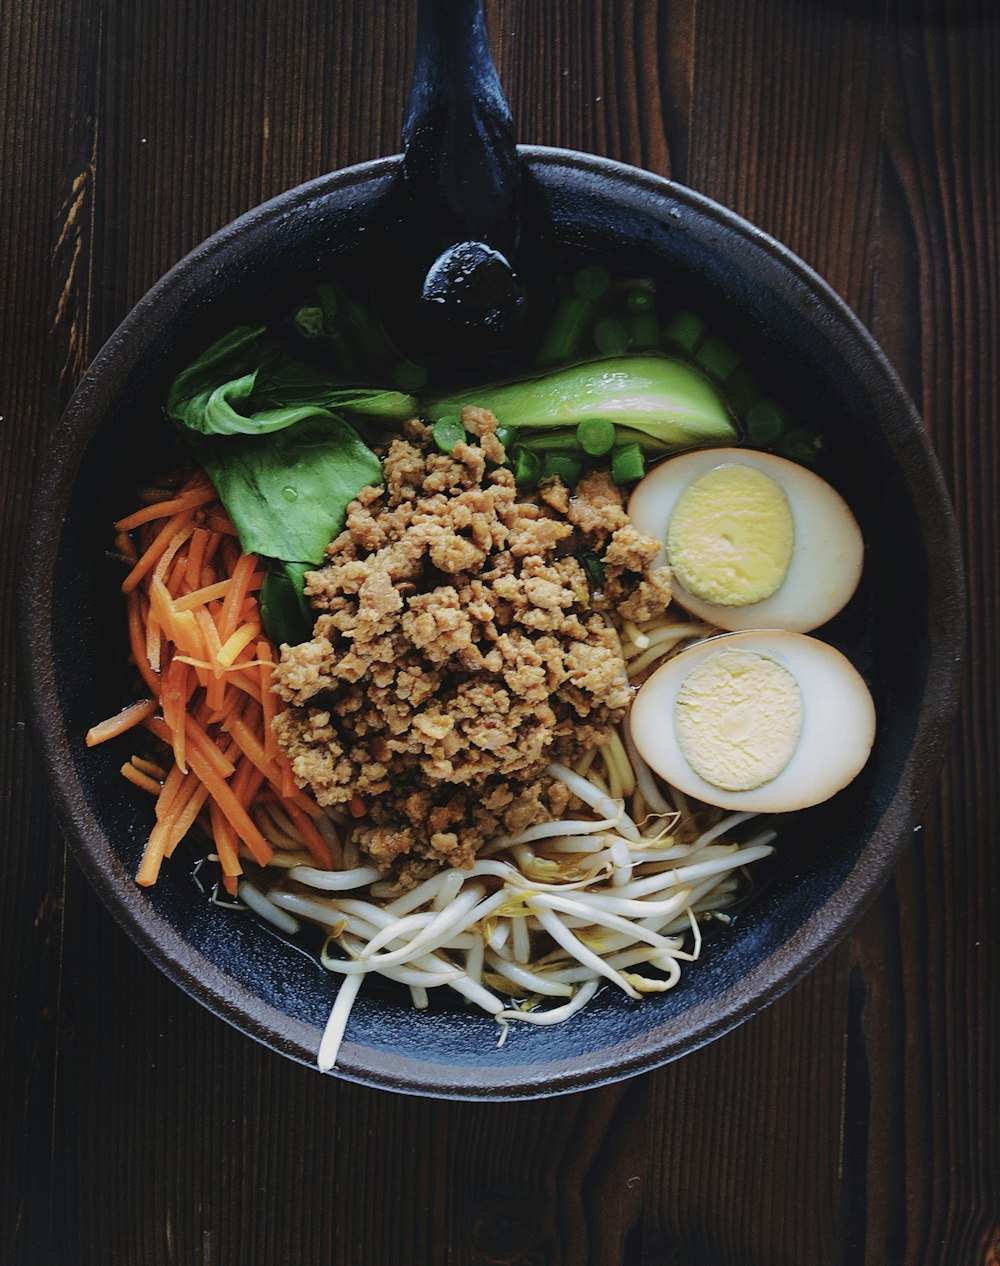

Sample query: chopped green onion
[536,295,595,366]
[593,318,631,357]
[541,452,584,485]
[626,287,656,314]
[293,305,324,340]
[628,312,660,350]
[516,428,582,453]
[433,415,466,454]
[662,310,705,354]
[776,428,823,464]
[574,264,611,301]
[745,400,788,444]
[694,334,742,382]
[581,552,606,589]
[512,447,541,487]
[576,417,616,456]
[611,442,646,486]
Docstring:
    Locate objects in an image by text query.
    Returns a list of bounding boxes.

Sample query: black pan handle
[402,0,520,260]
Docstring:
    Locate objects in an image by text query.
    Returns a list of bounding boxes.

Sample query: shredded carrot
[208,799,243,888]
[121,510,193,594]
[218,552,258,643]
[257,642,279,763]
[284,801,333,870]
[174,578,233,611]
[121,762,162,795]
[114,482,216,532]
[127,592,161,696]
[217,621,261,670]
[184,527,210,590]
[347,795,367,819]
[130,754,167,780]
[94,472,334,890]
[86,697,158,747]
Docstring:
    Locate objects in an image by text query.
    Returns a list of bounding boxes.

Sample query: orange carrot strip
[233,759,267,810]
[86,698,157,747]
[183,744,272,867]
[136,775,209,883]
[167,549,190,595]
[206,512,238,536]
[348,795,367,818]
[183,711,236,779]
[114,531,138,564]
[121,510,194,594]
[115,483,217,532]
[257,643,278,763]
[223,713,286,787]
[131,754,167,780]
[149,577,206,661]
[120,763,161,795]
[284,801,333,869]
[287,784,323,817]
[218,552,258,643]
[184,526,210,590]
[136,821,171,885]
[162,659,190,773]
[173,578,233,611]
[217,622,261,670]
[153,760,187,821]
[202,531,223,568]
[145,610,162,674]
[153,523,196,586]
[162,781,211,859]
[208,800,243,882]
[128,592,161,696]
[194,609,225,675]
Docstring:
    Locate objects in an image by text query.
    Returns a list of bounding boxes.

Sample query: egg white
[627,447,864,632]
[629,630,877,813]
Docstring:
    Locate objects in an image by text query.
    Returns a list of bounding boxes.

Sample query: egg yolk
[666,464,795,606]
[674,648,804,791]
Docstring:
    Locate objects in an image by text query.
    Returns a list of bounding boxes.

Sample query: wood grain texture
[1,1,997,1264]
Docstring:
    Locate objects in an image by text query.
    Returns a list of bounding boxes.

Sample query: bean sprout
[236,685,776,1069]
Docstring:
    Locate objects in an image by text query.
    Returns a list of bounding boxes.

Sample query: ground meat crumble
[272,407,672,876]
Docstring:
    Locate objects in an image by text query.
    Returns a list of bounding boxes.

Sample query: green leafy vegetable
[260,561,315,647]
[167,325,417,437]
[427,357,737,451]
[190,415,382,565]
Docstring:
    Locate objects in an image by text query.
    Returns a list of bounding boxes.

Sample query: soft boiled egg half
[627,447,864,632]
[630,630,876,813]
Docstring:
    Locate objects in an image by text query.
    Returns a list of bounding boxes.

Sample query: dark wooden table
[2,2,997,1263]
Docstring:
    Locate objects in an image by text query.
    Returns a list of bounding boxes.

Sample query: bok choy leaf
[167,325,417,436]
[189,415,382,566]
[426,356,737,450]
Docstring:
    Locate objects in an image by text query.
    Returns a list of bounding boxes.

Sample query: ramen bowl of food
[19,0,963,1097]
[17,141,964,1098]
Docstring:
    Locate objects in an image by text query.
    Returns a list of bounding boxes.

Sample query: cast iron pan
[18,0,964,1099]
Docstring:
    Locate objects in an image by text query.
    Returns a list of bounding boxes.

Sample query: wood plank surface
[1,1,997,1263]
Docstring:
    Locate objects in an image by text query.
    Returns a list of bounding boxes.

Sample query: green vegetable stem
[428,357,737,452]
